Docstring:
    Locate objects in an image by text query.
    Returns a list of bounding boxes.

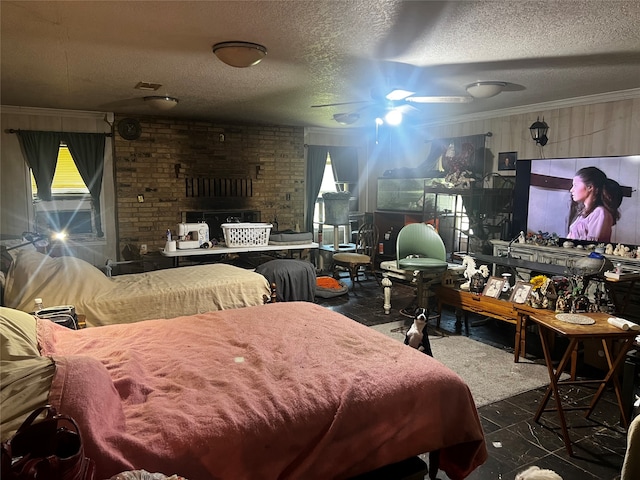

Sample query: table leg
[514,314,526,362]
[452,308,463,334]
[585,337,634,427]
[534,327,578,456]
[382,276,392,315]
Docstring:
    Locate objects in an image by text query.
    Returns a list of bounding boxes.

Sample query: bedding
[3,250,271,327]
[2,302,486,480]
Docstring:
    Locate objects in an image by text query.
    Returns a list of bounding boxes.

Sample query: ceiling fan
[312,81,508,125]
[312,88,474,125]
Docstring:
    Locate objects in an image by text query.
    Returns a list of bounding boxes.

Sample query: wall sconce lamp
[529,117,549,146]
[212,41,267,68]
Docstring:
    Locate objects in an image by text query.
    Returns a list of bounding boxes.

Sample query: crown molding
[0,105,109,120]
[421,88,640,127]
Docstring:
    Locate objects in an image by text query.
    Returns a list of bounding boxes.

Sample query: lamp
[212,41,267,68]
[3,232,49,252]
[465,81,507,99]
[529,117,549,146]
[144,96,179,110]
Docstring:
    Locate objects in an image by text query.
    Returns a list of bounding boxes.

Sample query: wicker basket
[221,223,272,247]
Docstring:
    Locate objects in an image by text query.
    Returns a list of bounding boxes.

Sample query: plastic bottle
[166,229,172,241]
[34,298,44,312]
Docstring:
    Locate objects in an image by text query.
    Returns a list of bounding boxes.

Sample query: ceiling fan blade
[406,95,473,104]
[311,100,370,108]
[385,89,415,101]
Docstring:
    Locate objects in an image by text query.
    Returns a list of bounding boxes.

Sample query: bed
[0,302,487,480]
[2,250,271,327]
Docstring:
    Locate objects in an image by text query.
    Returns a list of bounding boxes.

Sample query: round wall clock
[117,118,141,140]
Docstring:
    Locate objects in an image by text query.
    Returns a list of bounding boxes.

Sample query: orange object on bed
[35,302,486,479]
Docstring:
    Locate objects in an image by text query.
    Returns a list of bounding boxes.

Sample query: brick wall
[113,115,305,254]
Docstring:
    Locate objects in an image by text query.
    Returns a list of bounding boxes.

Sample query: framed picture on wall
[498,152,517,171]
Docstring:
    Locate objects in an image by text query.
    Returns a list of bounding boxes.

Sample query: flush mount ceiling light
[212,41,267,68]
[333,113,360,125]
[465,81,507,99]
[143,95,179,110]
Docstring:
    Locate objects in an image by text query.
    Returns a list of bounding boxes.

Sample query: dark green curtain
[305,146,329,233]
[16,131,62,201]
[15,130,107,237]
[65,133,106,237]
[328,146,359,210]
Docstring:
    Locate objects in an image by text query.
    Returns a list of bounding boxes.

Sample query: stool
[255,259,316,302]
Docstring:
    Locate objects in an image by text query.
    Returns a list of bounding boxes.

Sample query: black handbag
[35,307,78,330]
[1,405,95,480]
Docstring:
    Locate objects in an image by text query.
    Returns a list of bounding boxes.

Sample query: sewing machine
[176,222,209,249]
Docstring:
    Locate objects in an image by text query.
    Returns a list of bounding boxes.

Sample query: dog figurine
[404,308,433,356]
[515,466,562,480]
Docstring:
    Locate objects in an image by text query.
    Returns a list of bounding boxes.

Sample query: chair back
[355,223,379,263]
[396,223,446,267]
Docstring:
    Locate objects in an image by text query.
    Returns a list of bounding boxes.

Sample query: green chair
[395,223,449,314]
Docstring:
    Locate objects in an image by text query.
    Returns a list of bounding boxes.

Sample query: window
[30,145,89,197]
[31,145,94,237]
[313,153,338,224]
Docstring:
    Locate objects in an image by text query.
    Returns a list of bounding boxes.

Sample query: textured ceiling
[1,0,640,129]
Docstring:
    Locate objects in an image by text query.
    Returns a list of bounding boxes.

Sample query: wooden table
[435,286,539,362]
[523,310,637,456]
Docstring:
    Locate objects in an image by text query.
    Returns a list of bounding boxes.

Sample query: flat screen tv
[513,155,640,247]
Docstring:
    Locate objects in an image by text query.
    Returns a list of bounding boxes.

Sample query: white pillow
[4,250,115,313]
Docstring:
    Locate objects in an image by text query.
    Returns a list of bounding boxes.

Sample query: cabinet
[490,240,640,322]
[374,179,514,260]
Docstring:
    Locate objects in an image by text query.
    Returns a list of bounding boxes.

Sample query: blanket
[37,302,486,479]
[5,250,271,326]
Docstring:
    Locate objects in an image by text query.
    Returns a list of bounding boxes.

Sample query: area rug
[370,320,556,407]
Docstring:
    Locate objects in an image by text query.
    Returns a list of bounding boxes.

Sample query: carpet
[371,320,557,407]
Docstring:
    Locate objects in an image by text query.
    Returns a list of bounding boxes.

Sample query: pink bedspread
[37,302,486,479]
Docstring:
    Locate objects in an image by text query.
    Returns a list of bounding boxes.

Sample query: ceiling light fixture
[144,95,179,110]
[465,81,507,99]
[212,41,267,68]
[384,110,403,126]
[529,117,549,146]
[333,113,359,125]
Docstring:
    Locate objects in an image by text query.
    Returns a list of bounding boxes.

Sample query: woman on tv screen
[567,166,623,243]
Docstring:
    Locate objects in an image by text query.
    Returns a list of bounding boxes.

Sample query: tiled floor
[314,274,634,480]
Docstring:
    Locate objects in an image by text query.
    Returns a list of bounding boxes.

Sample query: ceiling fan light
[212,41,267,68]
[384,110,402,126]
[143,95,179,110]
[465,81,507,99]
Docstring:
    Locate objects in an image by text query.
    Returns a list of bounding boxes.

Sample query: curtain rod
[6,128,112,137]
